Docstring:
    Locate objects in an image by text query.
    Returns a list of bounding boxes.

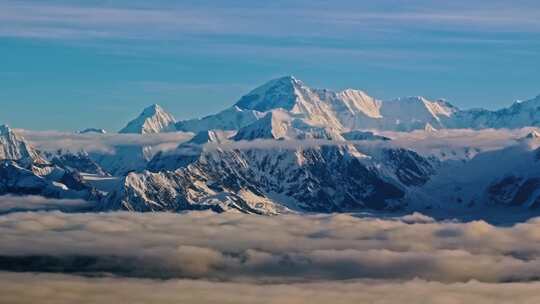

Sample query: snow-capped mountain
[378,97,457,131]
[43,149,109,176]
[120,104,176,134]
[0,125,48,167]
[108,104,178,174]
[448,95,540,129]
[232,110,343,141]
[175,76,461,133]
[0,126,102,201]
[176,106,264,133]
[0,160,100,201]
[104,144,424,214]
[4,76,540,218]
[101,136,444,215]
[147,130,232,172]
[405,140,540,212]
[175,76,540,133]
[91,146,153,176]
[233,76,382,131]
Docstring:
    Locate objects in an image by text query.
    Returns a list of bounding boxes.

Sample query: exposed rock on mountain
[0,125,48,167]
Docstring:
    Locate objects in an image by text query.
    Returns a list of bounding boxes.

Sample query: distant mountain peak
[78,128,107,134]
[142,104,164,115]
[120,104,176,134]
[0,124,48,166]
[176,77,540,134]
[234,76,303,112]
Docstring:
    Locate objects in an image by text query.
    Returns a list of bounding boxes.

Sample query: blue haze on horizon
[0,0,539,131]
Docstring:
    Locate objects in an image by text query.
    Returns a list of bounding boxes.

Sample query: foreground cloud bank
[2,272,540,304]
[2,211,540,283]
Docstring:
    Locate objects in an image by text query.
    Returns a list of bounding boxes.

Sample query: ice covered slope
[233,76,384,130]
[91,146,153,176]
[0,160,100,201]
[120,104,176,134]
[379,97,458,131]
[449,95,540,129]
[176,76,540,133]
[43,149,109,176]
[406,140,540,211]
[176,106,264,133]
[0,125,48,167]
[147,130,233,172]
[232,110,343,141]
[175,76,460,132]
[103,142,437,214]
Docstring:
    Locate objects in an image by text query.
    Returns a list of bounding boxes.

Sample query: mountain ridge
[170,76,540,133]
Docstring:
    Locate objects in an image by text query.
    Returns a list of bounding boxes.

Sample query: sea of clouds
[2,272,540,304]
[1,204,540,282]
[2,195,540,302]
[0,195,94,214]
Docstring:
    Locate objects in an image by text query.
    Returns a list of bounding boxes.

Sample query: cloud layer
[0,195,94,214]
[2,272,540,304]
[19,129,192,154]
[2,211,540,283]
[2,1,539,41]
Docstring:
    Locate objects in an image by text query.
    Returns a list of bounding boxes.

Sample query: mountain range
[2,76,540,218]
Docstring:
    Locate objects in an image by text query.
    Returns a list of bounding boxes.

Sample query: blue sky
[1,0,539,131]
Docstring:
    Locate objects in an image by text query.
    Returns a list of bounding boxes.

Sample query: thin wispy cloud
[2,1,539,42]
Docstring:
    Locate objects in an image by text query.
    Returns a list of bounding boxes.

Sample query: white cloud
[1,1,539,42]
[199,128,530,156]
[2,272,540,304]
[0,195,94,214]
[1,211,540,283]
[19,129,193,154]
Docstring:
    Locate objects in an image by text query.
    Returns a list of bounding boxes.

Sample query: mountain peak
[267,75,300,84]
[234,76,304,112]
[0,124,48,166]
[120,104,176,134]
[142,104,164,115]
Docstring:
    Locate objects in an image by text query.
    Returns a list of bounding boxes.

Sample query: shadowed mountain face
[105,144,414,214]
